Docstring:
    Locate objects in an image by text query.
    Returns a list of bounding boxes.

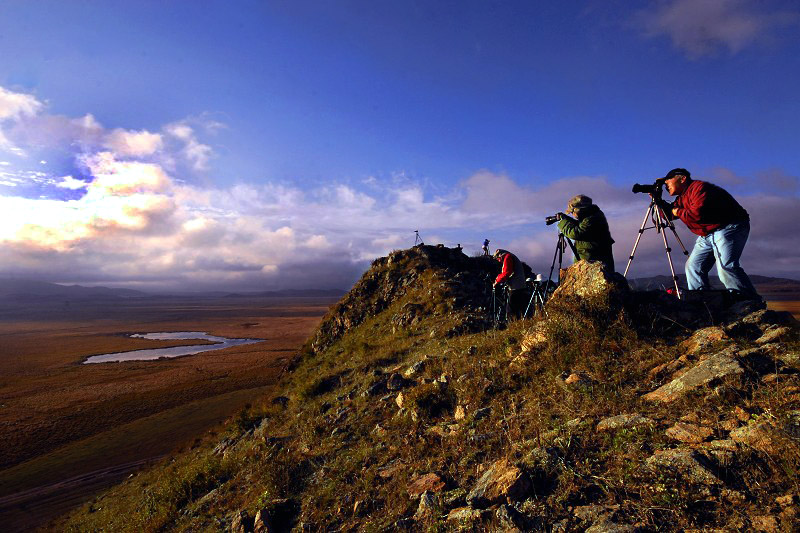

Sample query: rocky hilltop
[62,245,800,532]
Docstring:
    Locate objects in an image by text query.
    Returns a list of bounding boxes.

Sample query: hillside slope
[61,245,800,532]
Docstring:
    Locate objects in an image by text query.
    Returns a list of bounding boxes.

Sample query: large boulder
[548,260,629,311]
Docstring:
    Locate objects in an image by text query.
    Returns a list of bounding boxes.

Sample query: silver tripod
[623,198,689,298]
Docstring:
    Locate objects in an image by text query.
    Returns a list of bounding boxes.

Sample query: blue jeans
[685,221,759,297]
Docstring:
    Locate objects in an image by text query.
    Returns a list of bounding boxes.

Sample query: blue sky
[0,0,798,290]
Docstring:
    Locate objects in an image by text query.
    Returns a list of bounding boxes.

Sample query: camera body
[632,178,667,199]
[545,215,560,226]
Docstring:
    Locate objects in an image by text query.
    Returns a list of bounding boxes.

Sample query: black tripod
[539,231,578,307]
[623,198,689,298]
[491,283,511,328]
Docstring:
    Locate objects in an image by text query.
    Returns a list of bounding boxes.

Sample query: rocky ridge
[63,246,800,532]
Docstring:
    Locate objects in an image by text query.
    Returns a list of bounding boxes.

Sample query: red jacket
[665,180,749,237]
[495,253,527,290]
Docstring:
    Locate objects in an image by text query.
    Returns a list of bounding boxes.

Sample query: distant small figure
[456,243,463,252]
[482,239,490,256]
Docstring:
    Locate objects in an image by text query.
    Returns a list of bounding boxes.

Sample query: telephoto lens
[545,215,559,225]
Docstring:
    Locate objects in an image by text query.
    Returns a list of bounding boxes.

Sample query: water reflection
[83,331,263,364]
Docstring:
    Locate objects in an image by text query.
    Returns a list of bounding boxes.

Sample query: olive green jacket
[557,205,616,271]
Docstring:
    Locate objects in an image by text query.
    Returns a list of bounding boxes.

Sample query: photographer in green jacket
[556,194,616,272]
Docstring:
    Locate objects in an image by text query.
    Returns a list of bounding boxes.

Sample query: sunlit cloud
[103,129,163,156]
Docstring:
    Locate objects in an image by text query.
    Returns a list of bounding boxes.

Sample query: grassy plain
[0,295,334,531]
[767,299,800,319]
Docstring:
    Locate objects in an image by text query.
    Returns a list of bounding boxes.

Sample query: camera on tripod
[631,178,667,199]
[545,214,561,226]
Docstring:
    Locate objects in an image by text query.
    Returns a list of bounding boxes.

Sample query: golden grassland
[0,296,334,531]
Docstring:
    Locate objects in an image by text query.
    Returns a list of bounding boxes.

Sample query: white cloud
[55,175,89,190]
[103,128,163,156]
[636,0,799,58]
[0,86,43,121]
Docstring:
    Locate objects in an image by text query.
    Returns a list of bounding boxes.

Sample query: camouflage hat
[566,194,592,215]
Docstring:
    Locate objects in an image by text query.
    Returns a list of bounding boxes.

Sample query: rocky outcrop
[465,458,531,508]
[310,245,500,354]
[643,352,744,403]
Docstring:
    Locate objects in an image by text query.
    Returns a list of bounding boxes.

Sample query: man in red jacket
[658,168,760,299]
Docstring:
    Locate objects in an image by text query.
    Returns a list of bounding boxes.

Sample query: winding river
[83,332,263,364]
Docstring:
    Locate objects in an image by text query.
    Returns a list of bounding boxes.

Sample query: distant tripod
[414,230,424,246]
[623,198,689,298]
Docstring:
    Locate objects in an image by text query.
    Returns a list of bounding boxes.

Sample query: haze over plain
[1,0,798,292]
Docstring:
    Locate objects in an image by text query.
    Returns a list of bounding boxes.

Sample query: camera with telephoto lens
[631,177,667,198]
[545,214,560,226]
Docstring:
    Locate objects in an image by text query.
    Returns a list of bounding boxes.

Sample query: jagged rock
[520,322,549,354]
[596,413,654,431]
[741,309,798,328]
[447,507,487,523]
[441,488,467,508]
[496,503,529,530]
[756,326,794,345]
[562,371,595,388]
[679,326,729,355]
[730,421,782,455]
[648,358,686,382]
[666,422,714,443]
[645,449,723,485]
[386,373,406,391]
[253,509,270,532]
[395,392,406,408]
[414,490,440,519]
[404,360,426,377]
[643,352,744,403]
[230,510,253,533]
[407,472,446,498]
[466,458,531,508]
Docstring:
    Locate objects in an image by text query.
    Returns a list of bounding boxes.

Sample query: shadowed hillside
[60,245,800,532]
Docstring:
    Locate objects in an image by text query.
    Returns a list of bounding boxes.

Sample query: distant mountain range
[0,279,148,300]
[630,274,800,299]
[0,279,346,301]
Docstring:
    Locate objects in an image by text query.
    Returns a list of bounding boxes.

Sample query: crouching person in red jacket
[492,249,528,319]
[657,168,760,300]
